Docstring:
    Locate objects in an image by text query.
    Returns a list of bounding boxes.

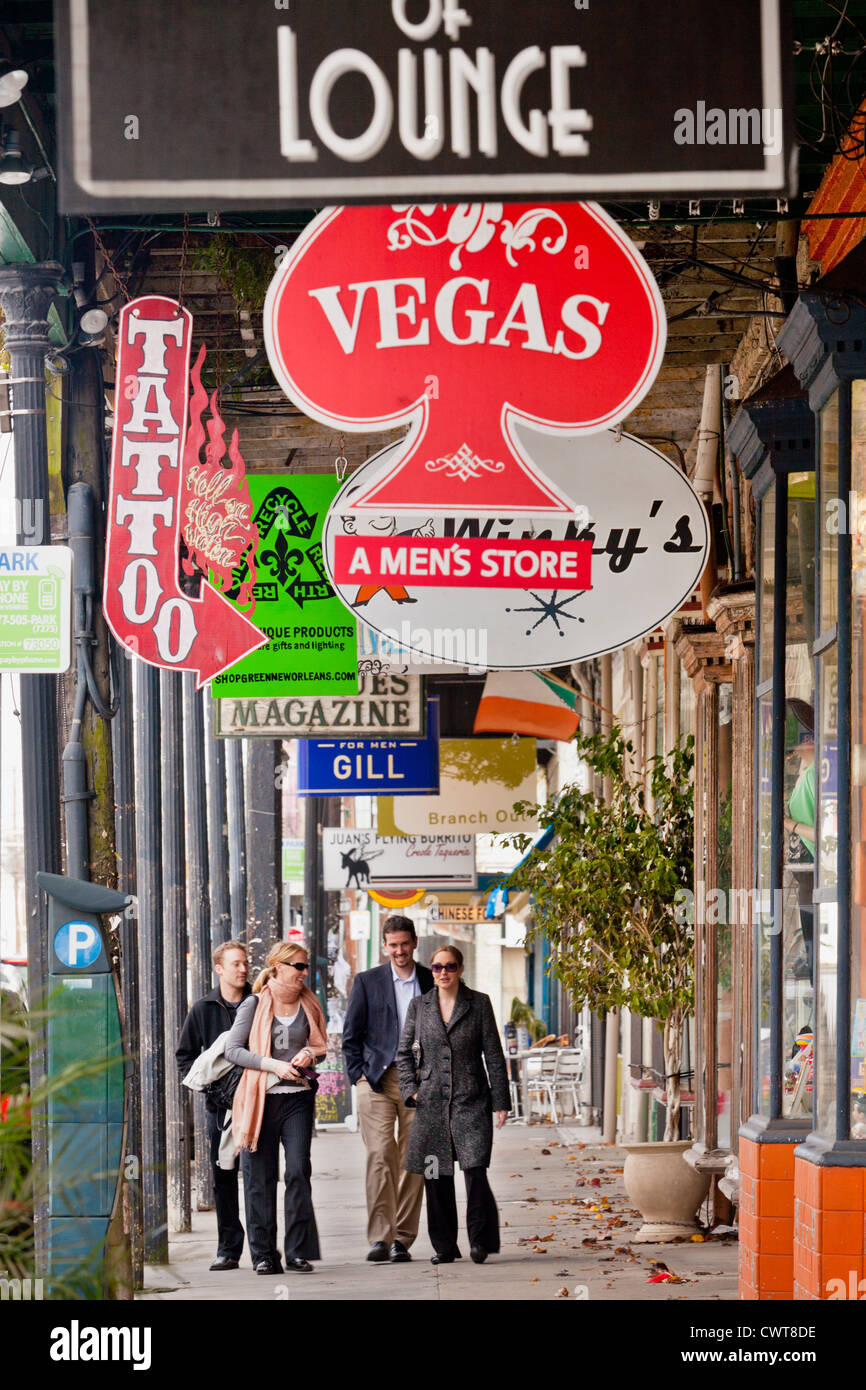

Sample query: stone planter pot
[622,1141,711,1243]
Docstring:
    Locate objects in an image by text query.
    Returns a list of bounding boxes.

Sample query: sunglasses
[284,961,309,972]
[431,962,460,974]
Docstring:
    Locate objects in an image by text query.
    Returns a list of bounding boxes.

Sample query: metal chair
[526,1048,561,1122]
[548,1047,585,1118]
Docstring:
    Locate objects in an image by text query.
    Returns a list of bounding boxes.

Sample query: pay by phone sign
[0,546,72,673]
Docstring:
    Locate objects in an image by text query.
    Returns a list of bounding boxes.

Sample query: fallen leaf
[589,1177,601,1187]
[555,1287,569,1298]
[540,1148,551,1155]
[529,1277,539,1283]
[689,1233,705,1242]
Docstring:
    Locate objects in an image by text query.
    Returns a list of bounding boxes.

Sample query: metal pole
[0,262,66,1271]
[303,795,322,997]
[205,696,231,948]
[133,661,168,1263]
[111,644,143,1285]
[245,739,281,971]
[160,670,190,1232]
[182,675,214,1211]
[225,737,247,938]
[600,653,619,1144]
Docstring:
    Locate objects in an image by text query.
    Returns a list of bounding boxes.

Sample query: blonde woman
[226,942,327,1274]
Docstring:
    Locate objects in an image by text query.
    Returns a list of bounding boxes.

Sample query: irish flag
[473,671,580,741]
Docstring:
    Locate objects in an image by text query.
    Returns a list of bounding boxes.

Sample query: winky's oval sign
[264,201,666,515]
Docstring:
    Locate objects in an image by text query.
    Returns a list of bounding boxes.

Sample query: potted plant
[508,726,710,1240]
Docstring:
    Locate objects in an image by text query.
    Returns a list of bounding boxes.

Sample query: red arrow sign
[265,202,665,514]
[104,295,268,687]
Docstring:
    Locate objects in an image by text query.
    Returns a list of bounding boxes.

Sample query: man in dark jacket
[176,940,251,1271]
[342,916,434,1264]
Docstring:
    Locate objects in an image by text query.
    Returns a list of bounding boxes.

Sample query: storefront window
[755,488,776,1114]
[717,683,734,1146]
[781,473,816,1117]
[814,390,840,1138]
[846,381,866,1137]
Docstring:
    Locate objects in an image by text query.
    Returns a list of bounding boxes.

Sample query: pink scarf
[232,983,327,1153]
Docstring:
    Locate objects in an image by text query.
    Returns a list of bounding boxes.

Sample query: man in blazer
[343,915,434,1263]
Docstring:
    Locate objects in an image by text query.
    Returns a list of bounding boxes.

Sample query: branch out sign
[57,1,790,211]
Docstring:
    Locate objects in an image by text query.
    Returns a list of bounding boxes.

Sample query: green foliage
[509,997,548,1042]
[506,727,695,1138]
[193,236,275,312]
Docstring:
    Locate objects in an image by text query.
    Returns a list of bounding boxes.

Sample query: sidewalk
[138,1123,738,1301]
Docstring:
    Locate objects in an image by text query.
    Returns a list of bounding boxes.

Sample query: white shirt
[392,964,421,1043]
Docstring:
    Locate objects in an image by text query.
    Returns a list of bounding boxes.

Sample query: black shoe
[470,1246,488,1264]
[390,1241,411,1262]
[285,1257,314,1273]
[209,1256,239,1272]
[254,1260,283,1275]
[431,1251,462,1264]
[367,1242,390,1262]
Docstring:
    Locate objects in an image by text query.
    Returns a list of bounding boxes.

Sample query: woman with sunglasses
[396,944,510,1265]
[225,941,327,1274]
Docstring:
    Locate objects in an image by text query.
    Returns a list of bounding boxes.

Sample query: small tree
[509,728,695,1141]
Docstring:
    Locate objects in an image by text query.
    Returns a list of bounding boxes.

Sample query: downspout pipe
[721,365,743,582]
[693,366,721,614]
[62,483,96,880]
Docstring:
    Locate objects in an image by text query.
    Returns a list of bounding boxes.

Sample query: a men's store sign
[298,698,440,795]
[103,296,267,686]
[214,672,424,738]
[325,429,708,669]
[57,1,791,211]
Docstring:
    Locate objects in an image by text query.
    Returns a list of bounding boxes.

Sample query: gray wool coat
[396,983,511,1177]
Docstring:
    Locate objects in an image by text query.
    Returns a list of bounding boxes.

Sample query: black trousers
[206,1106,244,1260]
[424,1166,500,1256]
[242,1091,321,1264]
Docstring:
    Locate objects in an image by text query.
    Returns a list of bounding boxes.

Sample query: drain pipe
[721,365,744,582]
[693,365,721,614]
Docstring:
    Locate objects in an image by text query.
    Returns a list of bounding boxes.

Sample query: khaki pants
[356,1066,425,1247]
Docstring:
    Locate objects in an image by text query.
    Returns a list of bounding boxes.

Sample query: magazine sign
[103,296,267,686]
[322,830,476,892]
[214,671,424,737]
[57,1,790,211]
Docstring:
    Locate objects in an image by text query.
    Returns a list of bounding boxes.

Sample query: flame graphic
[181,345,258,611]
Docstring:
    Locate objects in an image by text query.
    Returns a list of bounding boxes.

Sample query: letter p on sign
[54,921,102,969]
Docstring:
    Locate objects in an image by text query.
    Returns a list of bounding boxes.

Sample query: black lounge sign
[57,0,791,212]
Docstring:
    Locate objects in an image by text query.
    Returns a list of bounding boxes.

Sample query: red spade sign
[265,202,665,514]
[104,296,268,686]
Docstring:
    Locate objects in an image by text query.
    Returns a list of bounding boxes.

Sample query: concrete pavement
[138,1122,738,1301]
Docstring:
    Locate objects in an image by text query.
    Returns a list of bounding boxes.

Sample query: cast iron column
[226,737,247,938]
[205,696,231,947]
[245,739,281,971]
[134,661,168,1262]
[183,676,214,1209]
[160,670,190,1232]
[0,262,66,1269]
[111,646,142,1282]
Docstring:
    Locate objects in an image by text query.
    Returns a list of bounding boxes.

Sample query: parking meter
[36,872,132,1281]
